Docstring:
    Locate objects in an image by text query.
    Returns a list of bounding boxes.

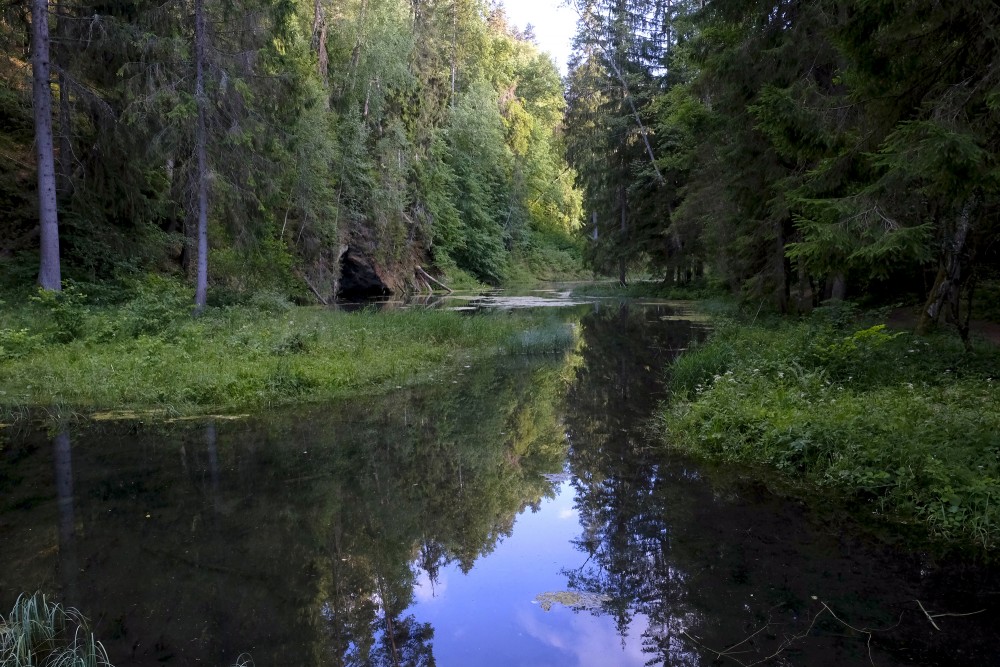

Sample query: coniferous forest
[2,0,998,329]
[566,0,999,332]
[4,3,1000,664]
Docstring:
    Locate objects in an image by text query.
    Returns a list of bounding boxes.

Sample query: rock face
[337,247,392,298]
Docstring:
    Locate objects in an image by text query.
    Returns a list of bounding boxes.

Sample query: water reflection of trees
[0,349,577,667]
[563,304,706,666]
[562,305,1000,667]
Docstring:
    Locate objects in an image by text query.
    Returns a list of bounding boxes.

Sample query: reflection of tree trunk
[206,421,221,512]
[919,197,977,334]
[374,574,401,667]
[53,429,78,604]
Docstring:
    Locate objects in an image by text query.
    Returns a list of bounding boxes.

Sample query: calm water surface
[1,300,998,666]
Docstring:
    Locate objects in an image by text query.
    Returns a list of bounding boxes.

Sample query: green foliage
[662,311,1000,548]
[0,328,43,361]
[28,284,89,344]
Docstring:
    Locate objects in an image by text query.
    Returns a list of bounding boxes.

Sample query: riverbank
[659,304,1000,551]
[0,281,573,421]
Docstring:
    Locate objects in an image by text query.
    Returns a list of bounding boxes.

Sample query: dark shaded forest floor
[887,306,1000,345]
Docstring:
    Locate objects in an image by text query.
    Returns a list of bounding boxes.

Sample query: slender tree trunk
[194,0,210,312]
[55,0,72,195]
[918,197,976,334]
[313,0,328,87]
[450,0,457,106]
[57,71,72,192]
[32,0,61,291]
[618,185,627,286]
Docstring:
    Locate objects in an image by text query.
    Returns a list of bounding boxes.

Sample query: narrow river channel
[1,298,998,666]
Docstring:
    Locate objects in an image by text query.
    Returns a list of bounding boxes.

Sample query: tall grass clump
[661,306,1000,550]
[0,593,110,667]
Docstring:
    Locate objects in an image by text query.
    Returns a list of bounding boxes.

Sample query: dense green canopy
[565,0,999,329]
[1,0,583,300]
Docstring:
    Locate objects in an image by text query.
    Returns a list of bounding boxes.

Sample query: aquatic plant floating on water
[533,591,610,612]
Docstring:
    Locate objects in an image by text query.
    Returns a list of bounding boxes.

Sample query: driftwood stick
[299,271,329,305]
[416,266,453,293]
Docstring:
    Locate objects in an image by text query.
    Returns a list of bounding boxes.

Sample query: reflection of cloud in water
[557,508,576,520]
[412,568,447,603]
[517,608,649,667]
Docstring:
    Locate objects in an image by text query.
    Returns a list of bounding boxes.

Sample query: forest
[3,3,1000,664]
[2,0,998,328]
[1,0,583,304]
[566,0,999,335]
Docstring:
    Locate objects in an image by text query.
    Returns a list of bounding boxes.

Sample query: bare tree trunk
[918,197,976,334]
[313,0,329,87]
[450,0,457,106]
[194,0,210,312]
[618,185,627,286]
[58,71,72,193]
[55,0,72,195]
[32,0,61,291]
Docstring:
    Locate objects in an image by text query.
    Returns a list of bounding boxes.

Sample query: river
[1,296,997,666]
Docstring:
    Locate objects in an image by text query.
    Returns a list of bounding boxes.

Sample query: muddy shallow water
[1,300,997,666]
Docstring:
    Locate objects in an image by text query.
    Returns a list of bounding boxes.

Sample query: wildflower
[777,371,784,379]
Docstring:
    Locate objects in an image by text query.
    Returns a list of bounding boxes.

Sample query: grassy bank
[660,305,1000,550]
[0,280,574,420]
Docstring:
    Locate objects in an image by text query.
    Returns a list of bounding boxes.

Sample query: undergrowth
[0,279,572,419]
[661,303,1000,550]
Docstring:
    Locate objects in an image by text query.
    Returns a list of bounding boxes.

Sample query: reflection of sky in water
[410,481,650,666]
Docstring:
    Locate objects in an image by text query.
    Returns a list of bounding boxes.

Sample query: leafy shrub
[29,283,89,343]
[117,276,193,338]
[0,328,43,360]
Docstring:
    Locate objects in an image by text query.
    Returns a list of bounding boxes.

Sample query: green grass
[0,593,110,667]
[0,281,573,419]
[1,593,253,666]
[660,307,1000,550]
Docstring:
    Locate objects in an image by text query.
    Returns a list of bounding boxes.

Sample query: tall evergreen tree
[31,0,60,290]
